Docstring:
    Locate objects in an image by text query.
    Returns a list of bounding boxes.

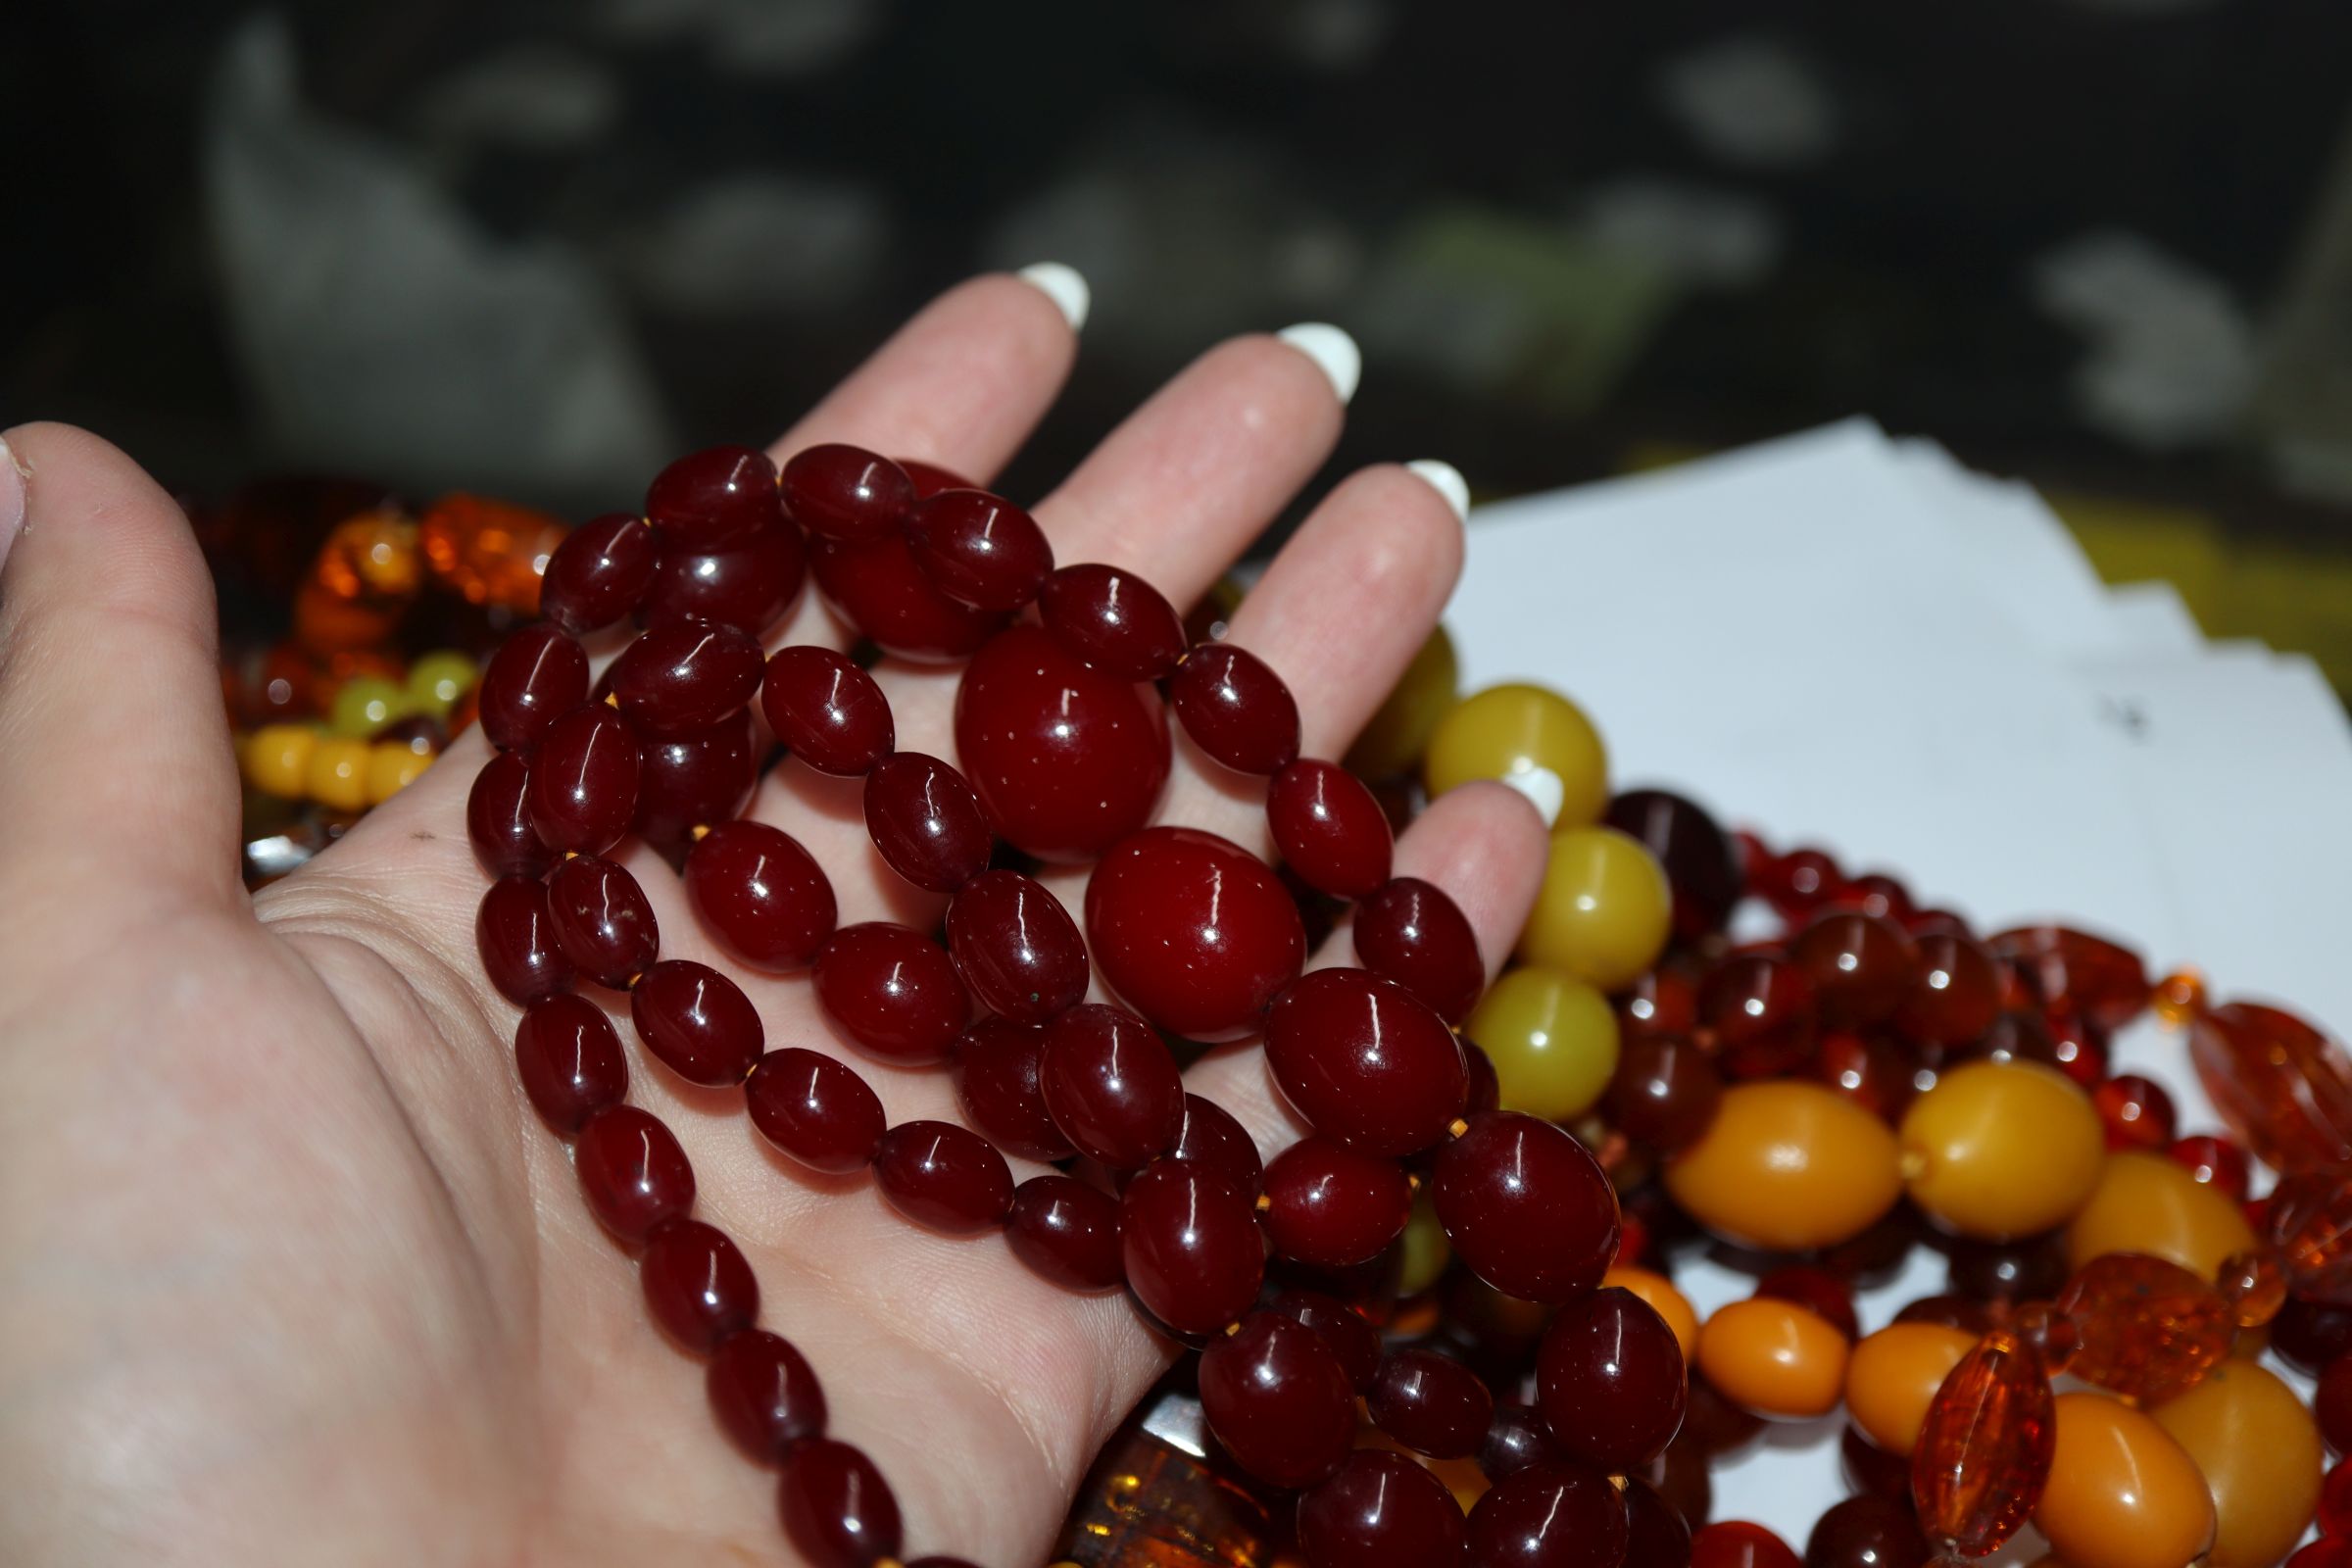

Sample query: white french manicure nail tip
[1500,765,1566,829]
[1016,263,1090,332]
[1276,322,1361,406]
[1405,460,1469,522]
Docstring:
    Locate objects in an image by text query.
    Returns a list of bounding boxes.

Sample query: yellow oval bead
[1697,1297,1848,1419]
[1424,682,1608,829]
[1517,826,1672,991]
[1663,1081,1903,1250]
[305,736,372,812]
[1844,1321,1979,1457]
[365,741,432,805]
[243,723,318,799]
[2151,1359,2323,1568]
[1346,625,1458,780]
[1394,1189,1451,1297]
[2034,1393,2215,1568]
[1466,966,1620,1122]
[1899,1060,2106,1241]
[1602,1266,1700,1362]
[2067,1152,2260,1281]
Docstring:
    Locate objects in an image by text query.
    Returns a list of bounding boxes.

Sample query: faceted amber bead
[2034,1393,2215,1568]
[2188,1002,2352,1174]
[418,493,564,612]
[1910,1330,2054,1557]
[2267,1171,2352,1304]
[1987,925,2150,1034]
[2054,1252,2232,1405]
[2152,1360,2325,1568]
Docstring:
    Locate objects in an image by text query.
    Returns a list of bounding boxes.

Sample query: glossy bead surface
[478,624,589,753]
[630,959,762,1085]
[1039,1003,1185,1170]
[1756,1265,1858,1342]
[1811,1029,1917,1121]
[2067,1150,2260,1280]
[956,623,1170,860]
[2056,1251,2232,1403]
[514,994,628,1134]
[545,854,659,989]
[1664,1081,1902,1251]
[950,1017,1069,1162]
[1005,1175,1123,1291]
[684,820,835,973]
[1120,1160,1265,1336]
[1262,1137,1412,1267]
[1167,1093,1265,1195]
[639,520,807,638]
[2166,1133,2251,1200]
[1845,1323,1978,1456]
[526,704,640,855]
[1802,1496,1929,1568]
[810,529,1005,662]
[1790,910,1922,1029]
[1089,826,1304,1042]
[708,1329,826,1462]
[1268,759,1395,899]
[1893,933,2003,1048]
[946,870,1088,1024]
[1466,1459,1629,1568]
[906,487,1053,609]
[641,1218,758,1350]
[1352,875,1485,1022]
[467,751,556,878]
[1270,1288,1383,1393]
[1368,1348,1494,1459]
[2189,1002,2352,1173]
[477,875,574,1004]
[1610,1034,1726,1154]
[1198,1310,1356,1489]
[873,1120,1014,1234]
[1698,954,1819,1082]
[1519,825,1673,991]
[1699,1298,1848,1419]
[1603,1266,1701,1361]
[863,751,992,893]
[2270,1171,2352,1304]
[2151,1360,2325,1568]
[779,443,913,542]
[606,621,763,740]
[1297,1449,1468,1568]
[778,1438,902,1568]
[1899,1060,2105,1241]
[1425,682,1608,828]
[1170,642,1300,774]
[1605,787,1742,941]
[1910,1331,2053,1557]
[744,1049,885,1174]
[1467,966,1620,1124]
[2034,1392,2215,1568]
[761,646,894,776]
[541,513,657,635]
[1989,925,2151,1034]
[1944,1224,2073,1301]
[1436,1111,1618,1304]
[647,444,780,551]
[2275,1297,2352,1372]
[1267,968,1466,1155]
[812,923,969,1065]
[1037,563,1186,679]
[631,710,757,847]
[1624,1476,1693,1568]
[576,1104,695,1243]
[1536,1284,1687,1472]
[2093,1073,2177,1152]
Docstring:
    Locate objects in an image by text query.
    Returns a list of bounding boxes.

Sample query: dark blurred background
[10,0,2352,677]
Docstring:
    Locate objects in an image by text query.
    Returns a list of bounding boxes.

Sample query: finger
[1031,324,1355,610]
[0,422,241,911]
[1180,780,1548,1152]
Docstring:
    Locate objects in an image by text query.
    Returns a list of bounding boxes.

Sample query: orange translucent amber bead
[2150,968,2206,1028]
[419,493,567,613]
[2266,1172,2352,1304]
[314,514,423,601]
[2217,1249,2286,1328]
[2188,1003,2352,1174]
[1987,925,2150,1034]
[1911,1329,2054,1556]
[2054,1251,2231,1405]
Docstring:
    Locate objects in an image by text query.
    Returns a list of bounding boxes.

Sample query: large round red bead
[1431,1111,1620,1304]
[1264,968,1466,1155]
[1199,1310,1356,1490]
[1537,1286,1689,1469]
[1121,1159,1265,1336]
[1085,826,1305,1042]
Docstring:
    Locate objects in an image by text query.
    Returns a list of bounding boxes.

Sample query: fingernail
[1405,460,1469,522]
[1499,765,1565,829]
[1016,262,1091,332]
[0,434,26,579]
[1276,322,1361,406]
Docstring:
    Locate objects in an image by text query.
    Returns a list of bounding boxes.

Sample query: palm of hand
[0,277,1544,1567]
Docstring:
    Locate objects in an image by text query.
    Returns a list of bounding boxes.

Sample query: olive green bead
[1517,825,1671,990]
[1423,682,1607,830]
[1467,965,1621,1122]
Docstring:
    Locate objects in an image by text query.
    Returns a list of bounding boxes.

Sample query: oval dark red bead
[1037,563,1186,680]
[945,871,1089,1025]
[1265,968,1467,1156]
[951,1017,1071,1163]
[646,444,782,552]
[641,1217,759,1351]
[1432,1111,1620,1305]
[1268,1288,1383,1393]
[1268,759,1395,899]
[477,874,574,1005]
[744,1049,886,1174]
[1006,1174,1124,1291]
[684,819,837,972]
[780,444,914,543]
[639,520,807,639]
[575,1104,696,1243]
[864,752,993,893]
[1537,1285,1689,1470]
[810,530,1006,662]
[526,704,641,855]
[1467,1460,1630,1568]
[1198,1309,1357,1490]
[779,1439,903,1568]
[630,959,764,1085]
[631,711,758,848]
[708,1328,828,1461]
[477,624,588,753]
[467,750,556,878]
[1168,1092,1266,1195]
[812,923,970,1065]
[1121,1159,1266,1336]
[1298,1448,1468,1568]
[1086,826,1305,1042]
[1170,642,1300,774]
[1368,1348,1494,1460]
[872,1119,1014,1235]
[540,512,660,636]
[514,994,628,1134]
[1260,1136,1414,1267]
[605,620,764,740]
[545,853,660,989]
[906,488,1054,610]
[762,645,895,776]
[1351,876,1486,1023]
[1039,1003,1186,1170]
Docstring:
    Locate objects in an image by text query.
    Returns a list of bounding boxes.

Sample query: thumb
[0,422,242,913]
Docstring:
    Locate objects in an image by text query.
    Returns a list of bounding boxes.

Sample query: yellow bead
[1602,1266,1699,1362]
[243,723,318,799]
[2150,1360,2322,1568]
[306,736,372,813]
[1898,1060,2106,1241]
[365,741,432,805]
[327,674,410,739]
[2067,1151,2260,1281]
[1394,1188,1451,1297]
[406,649,479,718]
[1697,1297,1848,1419]
[1517,826,1671,990]
[2034,1393,2216,1568]
[1424,682,1608,829]
[1844,1322,1978,1455]
[1346,625,1459,780]
[1466,966,1620,1121]
[1662,1081,1903,1250]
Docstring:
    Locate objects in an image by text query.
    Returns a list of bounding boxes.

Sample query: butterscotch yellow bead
[1844,1322,1978,1455]
[305,736,372,813]
[1466,966,1619,1121]
[2067,1150,2259,1281]
[1346,625,1458,780]
[2151,1360,2323,1568]
[1697,1297,1848,1419]
[1394,1189,1451,1297]
[1663,1081,1903,1250]
[365,741,432,805]
[1517,826,1671,990]
[1898,1060,2105,1241]
[1603,1266,1699,1362]
[1424,682,1608,829]
[2034,1393,2216,1568]
[243,723,318,799]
